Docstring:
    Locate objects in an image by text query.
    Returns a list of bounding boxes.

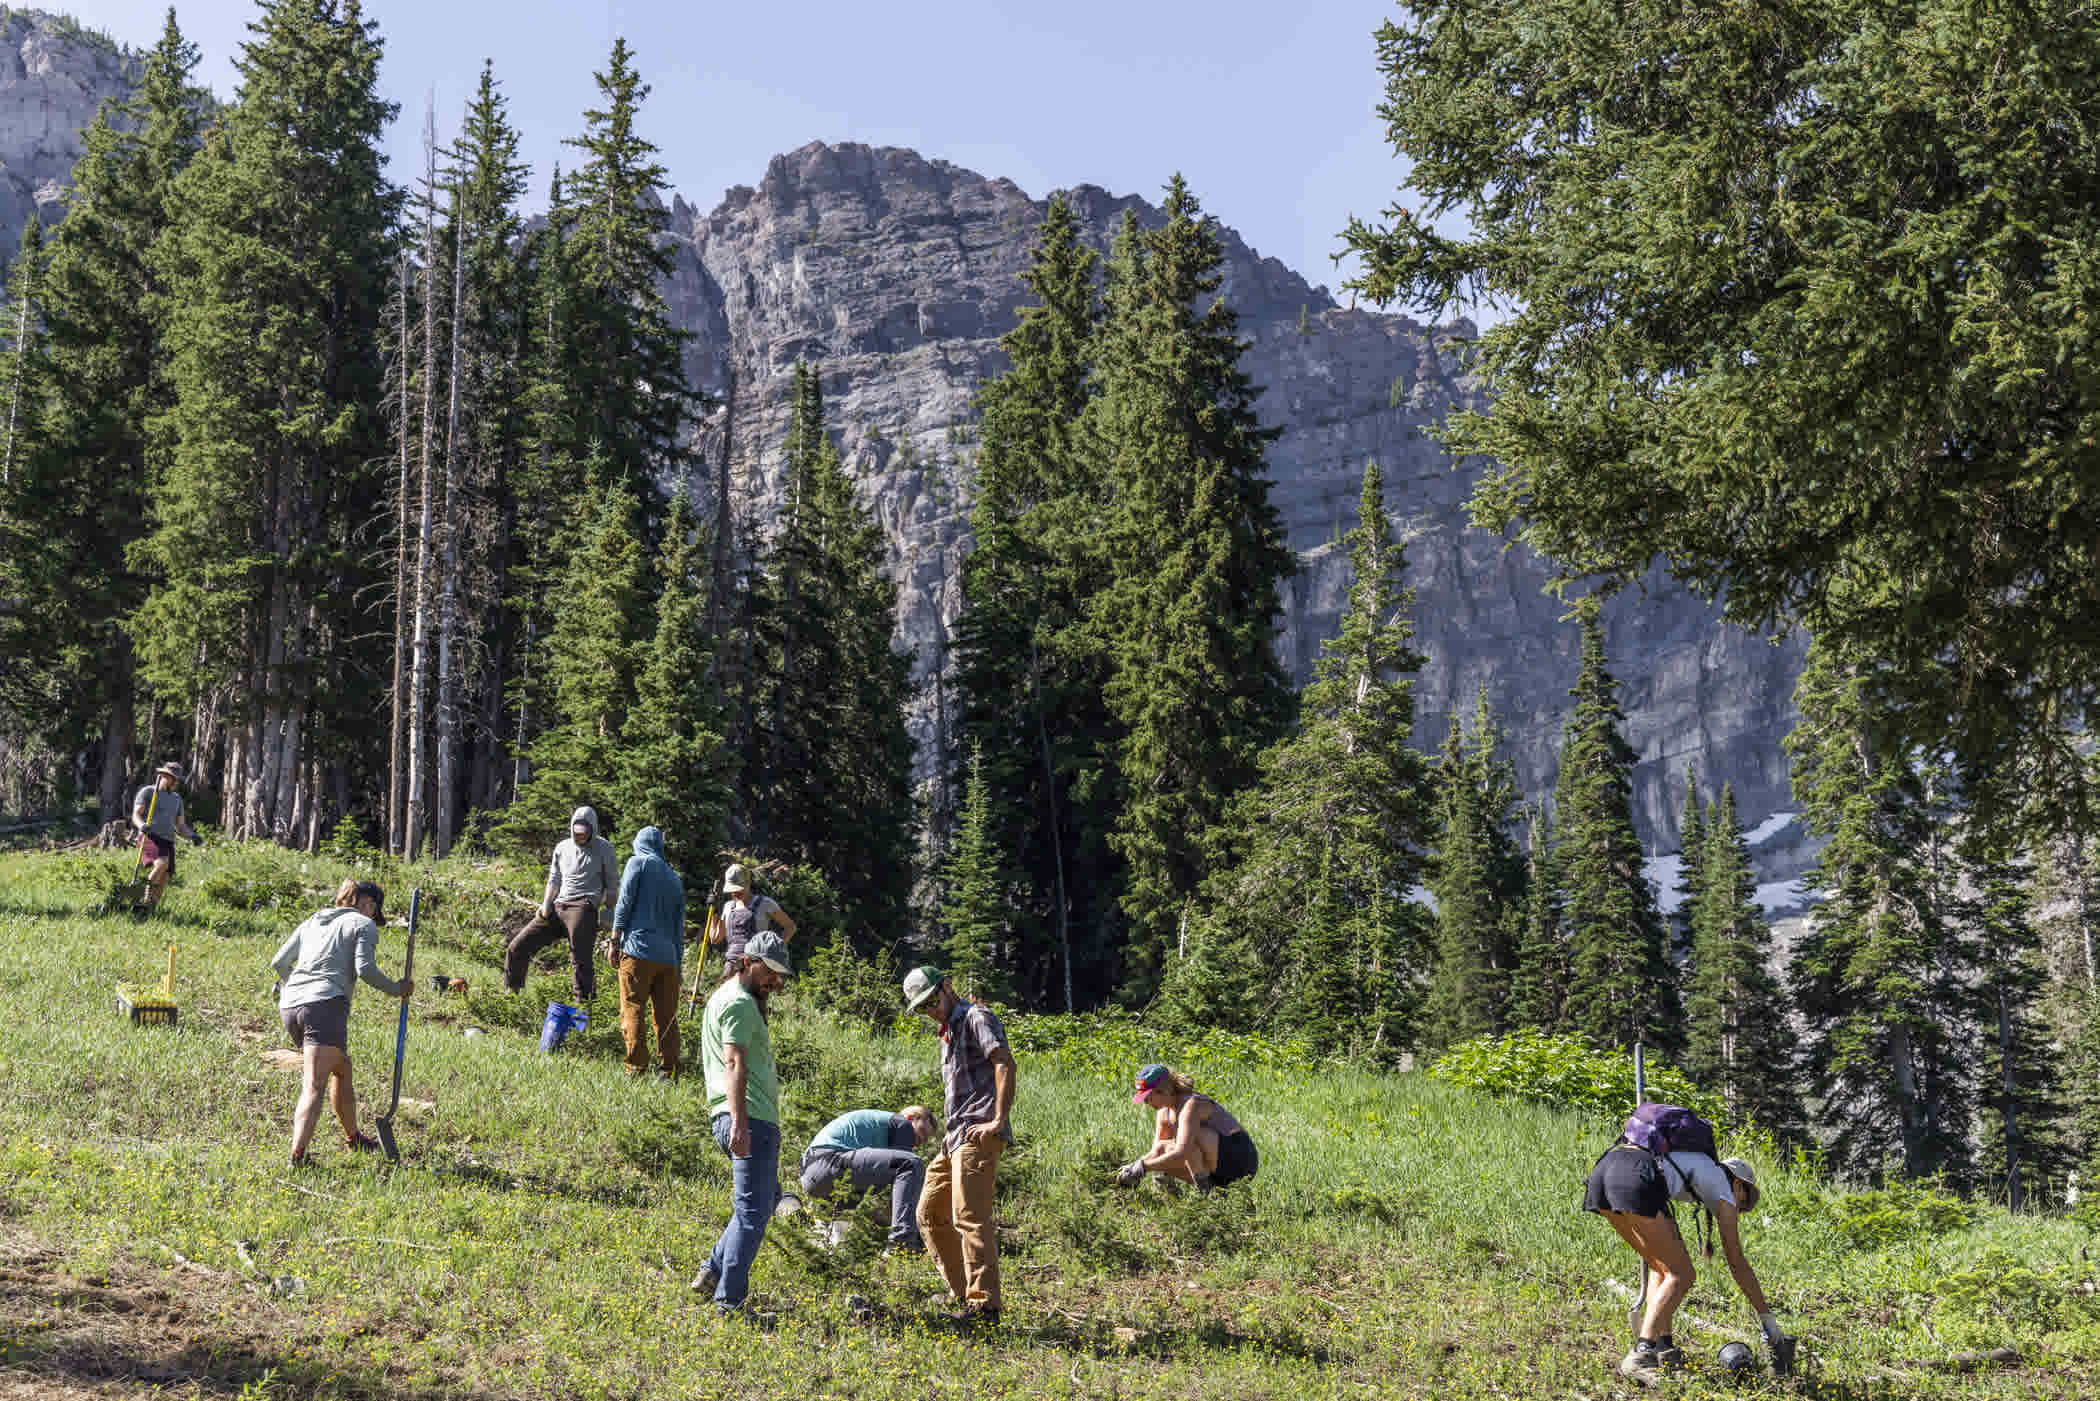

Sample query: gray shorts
[281,996,350,1051]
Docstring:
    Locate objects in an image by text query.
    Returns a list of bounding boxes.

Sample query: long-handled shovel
[109,788,159,915]
[375,888,420,1164]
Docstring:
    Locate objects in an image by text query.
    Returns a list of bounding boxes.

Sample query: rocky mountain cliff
[0,12,136,254]
[660,141,1812,894]
[0,7,1813,894]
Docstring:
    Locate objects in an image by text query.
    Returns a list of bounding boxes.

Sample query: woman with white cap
[1584,1136,1793,1382]
[716,862,796,969]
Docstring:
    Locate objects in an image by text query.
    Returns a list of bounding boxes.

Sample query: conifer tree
[1508,806,1568,1032]
[612,486,726,880]
[495,477,647,847]
[1967,837,2071,1207]
[940,746,1012,1003]
[1554,601,1680,1052]
[1165,460,1428,1049]
[1787,641,1977,1182]
[739,364,915,948]
[1423,689,1525,1051]
[556,37,698,522]
[1088,179,1296,1003]
[0,10,205,816]
[1684,784,1803,1140]
[1673,765,1707,961]
[138,0,400,841]
[951,192,1116,1010]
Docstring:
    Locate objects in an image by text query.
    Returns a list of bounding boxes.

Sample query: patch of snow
[1645,854,1687,914]
[1743,811,1800,847]
[1754,879,1813,914]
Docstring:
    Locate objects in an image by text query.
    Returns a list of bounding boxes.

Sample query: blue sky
[78,1,1421,306]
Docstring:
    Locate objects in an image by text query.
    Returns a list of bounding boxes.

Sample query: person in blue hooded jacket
[610,826,686,1079]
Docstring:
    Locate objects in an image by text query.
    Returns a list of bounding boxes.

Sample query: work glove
[1114,1160,1145,1188]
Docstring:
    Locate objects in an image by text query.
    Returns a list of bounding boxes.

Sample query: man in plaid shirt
[902,966,1016,1327]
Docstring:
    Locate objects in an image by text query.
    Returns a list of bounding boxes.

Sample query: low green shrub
[1004,1007,1319,1086]
[1428,1030,1723,1128]
[1823,1177,1977,1250]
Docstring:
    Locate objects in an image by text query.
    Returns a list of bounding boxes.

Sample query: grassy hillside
[1,839,2095,1399]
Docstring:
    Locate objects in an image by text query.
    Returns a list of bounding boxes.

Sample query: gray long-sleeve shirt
[271,906,402,1008]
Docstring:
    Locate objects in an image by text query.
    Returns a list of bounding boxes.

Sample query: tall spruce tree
[555,37,698,524]
[612,486,726,881]
[940,746,1013,1004]
[1087,180,1295,1003]
[1422,689,1525,1051]
[0,11,205,817]
[1787,641,1977,1182]
[1508,805,1569,1032]
[739,363,915,949]
[1165,460,1429,1049]
[1673,766,1707,960]
[494,477,648,847]
[137,0,400,842]
[1966,834,2071,1207]
[1684,784,1802,1140]
[951,192,1117,1010]
[1554,601,1680,1052]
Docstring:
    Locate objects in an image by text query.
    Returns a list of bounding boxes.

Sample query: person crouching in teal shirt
[799,1105,938,1252]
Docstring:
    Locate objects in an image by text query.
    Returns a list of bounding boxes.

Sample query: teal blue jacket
[612,827,685,967]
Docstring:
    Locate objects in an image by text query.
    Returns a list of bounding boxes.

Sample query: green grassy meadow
[1,839,2097,1399]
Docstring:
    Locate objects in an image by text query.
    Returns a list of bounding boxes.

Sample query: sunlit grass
[1,842,2095,1398]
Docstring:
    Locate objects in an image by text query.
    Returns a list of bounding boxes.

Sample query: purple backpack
[1622,1102,1718,1161]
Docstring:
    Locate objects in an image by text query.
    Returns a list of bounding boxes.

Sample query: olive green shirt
[702,978,777,1125]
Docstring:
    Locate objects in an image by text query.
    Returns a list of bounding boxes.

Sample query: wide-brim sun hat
[155,761,184,781]
[722,862,749,894]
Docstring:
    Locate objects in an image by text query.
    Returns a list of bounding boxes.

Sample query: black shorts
[1213,1130,1259,1187]
[282,996,350,1052]
[1583,1145,1667,1217]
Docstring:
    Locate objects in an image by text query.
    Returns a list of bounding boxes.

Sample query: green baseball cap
[902,964,946,1012]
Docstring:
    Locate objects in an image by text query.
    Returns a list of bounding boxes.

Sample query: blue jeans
[705,1114,779,1308]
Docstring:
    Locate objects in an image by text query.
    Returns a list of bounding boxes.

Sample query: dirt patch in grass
[0,1231,475,1401]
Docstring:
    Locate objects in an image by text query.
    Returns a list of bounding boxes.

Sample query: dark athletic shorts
[282,996,350,1052]
[1213,1130,1259,1187]
[141,832,176,874]
[1584,1145,1667,1217]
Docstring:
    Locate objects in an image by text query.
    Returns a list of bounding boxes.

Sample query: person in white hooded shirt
[501,806,618,1002]
[272,878,410,1167]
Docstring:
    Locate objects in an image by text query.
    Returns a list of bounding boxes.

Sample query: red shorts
[141,832,176,873]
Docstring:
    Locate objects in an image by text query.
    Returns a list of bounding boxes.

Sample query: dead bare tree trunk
[405,108,438,861]
[389,250,412,853]
[436,177,466,859]
[1997,980,2024,1210]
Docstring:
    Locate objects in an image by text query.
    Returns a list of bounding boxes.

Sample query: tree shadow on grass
[4,1335,493,1401]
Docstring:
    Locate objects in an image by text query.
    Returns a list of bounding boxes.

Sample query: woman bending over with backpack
[1582,1104,1794,1383]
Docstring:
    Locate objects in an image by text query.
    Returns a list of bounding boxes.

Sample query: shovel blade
[375,1115,399,1164]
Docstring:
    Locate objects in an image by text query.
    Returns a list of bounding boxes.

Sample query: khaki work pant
[917,1135,1005,1309]
[617,955,680,1076]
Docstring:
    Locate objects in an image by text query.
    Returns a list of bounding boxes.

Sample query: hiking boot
[345,1131,382,1153]
[1193,1172,1217,1195]
[1653,1342,1686,1369]
[1618,1343,1664,1386]
[949,1302,1000,1331]
[653,1068,675,1083]
[690,1264,722,1297]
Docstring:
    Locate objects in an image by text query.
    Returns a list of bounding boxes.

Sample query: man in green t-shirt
[690,931,791,1313]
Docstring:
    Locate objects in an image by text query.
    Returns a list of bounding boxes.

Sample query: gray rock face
[663,141,1811,891]
[0,12,138,257]
[6,0,1811,896]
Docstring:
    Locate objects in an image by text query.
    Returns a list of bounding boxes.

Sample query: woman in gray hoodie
[271,879,410,1167]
